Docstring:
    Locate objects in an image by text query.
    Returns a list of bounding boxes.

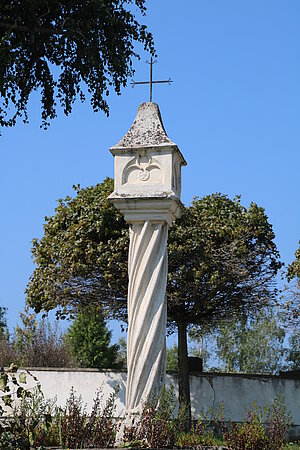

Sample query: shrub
[10,385,57,449]
[0,367,119,449]
[265,394,293,449]
[222,395,292,450]
[0,365,55,449]
[57,386,118,448]
[13,307,77,368]
[123,386,187,449]
[176,403,226,449]
[0,339,17,368]
[223,403,266,450]
[66,305,120,369]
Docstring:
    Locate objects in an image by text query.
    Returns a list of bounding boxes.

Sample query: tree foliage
[167,191,281,417]
[0,306,14,367]
[284,328,300,371]
[0,306,9,341]
[288,241,300,282]
[26,178,129,321]
[285,241,300,325]
[166,345,178,372]
[27,180,281,324]
[66,305,119,369]
[213,309,285,374]
[0,302,121,369]
[167,194,281,331]
[115,336,127,369]
[0,0,154,131]
[13,305,75,367]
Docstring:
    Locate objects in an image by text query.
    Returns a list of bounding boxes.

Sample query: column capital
[109,196,184,227]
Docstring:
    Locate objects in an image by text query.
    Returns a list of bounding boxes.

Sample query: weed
[265,394,293,449]
[57,385,118,448]
[123,386,183,449]
[222,395,293,450]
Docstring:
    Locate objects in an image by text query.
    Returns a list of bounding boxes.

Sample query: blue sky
[0,0,299,344]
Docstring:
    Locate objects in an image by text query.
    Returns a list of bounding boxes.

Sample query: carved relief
[122,154,162,185]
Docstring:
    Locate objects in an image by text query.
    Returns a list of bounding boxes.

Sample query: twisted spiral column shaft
[126,220,168,414]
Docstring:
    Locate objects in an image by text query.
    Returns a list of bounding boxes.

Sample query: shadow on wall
[105,370,126,412]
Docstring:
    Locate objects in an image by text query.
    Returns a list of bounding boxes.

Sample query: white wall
[189,373,299,422]
[22,369,299,437]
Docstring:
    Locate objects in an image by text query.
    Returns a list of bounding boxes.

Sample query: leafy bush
[122,390,293,450]
[265,395,293,449]
[283,444,300,450]
[0,368,294,450]
[176,423,215,448]
[13,306,77,368]
[57,386,118,448]
[0,364,54,449]
[176,403,226,448]
[8,385,57,449]
[0,367,119,449]
[223,403,266,450]
[222,396,292,450]
[123,386,187,449]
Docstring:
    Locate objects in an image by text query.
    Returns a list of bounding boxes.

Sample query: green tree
[0,306,15,367]
[285,328,300,370]
[26,179,281,417]
[13,305,75,367]
[285,241,300,325]
[115,337,127,369]
[0,0,154,131]
[26,178,129,321]
[212,309,285,374]
[166,345,178,372]
[0,306,9,340]
[288,241,300,282]
[66,305,119,369]
[14,304,38,358]
[282,240,300,370]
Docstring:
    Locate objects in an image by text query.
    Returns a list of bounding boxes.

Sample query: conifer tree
[67,306,119,369]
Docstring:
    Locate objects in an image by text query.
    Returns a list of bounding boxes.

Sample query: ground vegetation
[0,350,297,448]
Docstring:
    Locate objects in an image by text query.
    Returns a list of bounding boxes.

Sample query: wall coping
[15,367,300,380]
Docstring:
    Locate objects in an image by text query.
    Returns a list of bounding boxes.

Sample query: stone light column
[109,102,186,416]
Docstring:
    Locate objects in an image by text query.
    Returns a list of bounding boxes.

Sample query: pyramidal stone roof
[111,102,177,150]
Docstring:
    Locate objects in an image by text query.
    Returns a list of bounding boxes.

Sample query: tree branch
[0,21,65,35]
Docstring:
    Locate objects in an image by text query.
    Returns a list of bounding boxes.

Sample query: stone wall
[24,369,299,439]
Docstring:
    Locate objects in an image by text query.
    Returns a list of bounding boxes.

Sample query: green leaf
[2,395,12,406]
[0,1,154,131]
[19,372,27,384]
[0,373,8,391]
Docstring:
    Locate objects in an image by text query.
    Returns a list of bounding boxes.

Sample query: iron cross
[130,57,173,102]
